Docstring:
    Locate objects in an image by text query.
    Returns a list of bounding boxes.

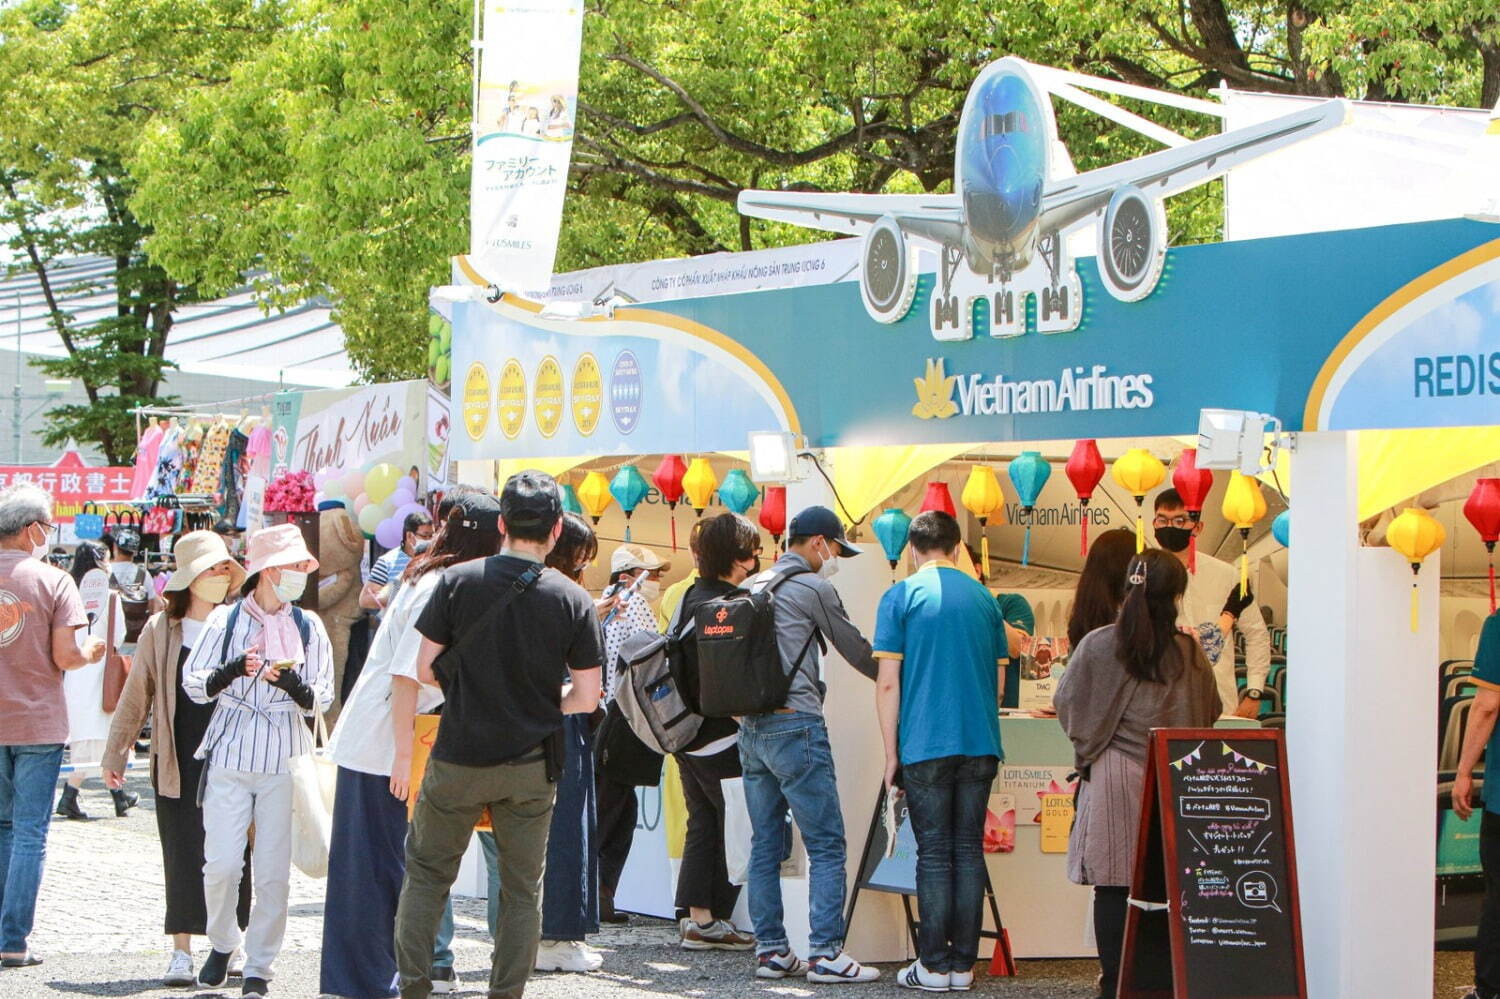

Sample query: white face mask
[638,578,661,604]
[273,569,308,603]
[817,541,841,579]
[29,523,48,560]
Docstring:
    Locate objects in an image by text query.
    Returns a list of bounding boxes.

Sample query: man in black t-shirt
[393,475,602,999]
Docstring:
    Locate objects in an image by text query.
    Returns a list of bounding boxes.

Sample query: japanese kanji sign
[0,450,135,523]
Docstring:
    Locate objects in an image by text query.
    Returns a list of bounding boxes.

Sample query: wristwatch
[1245,688,1264,701]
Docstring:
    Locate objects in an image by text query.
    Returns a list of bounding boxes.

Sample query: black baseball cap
[452,491,502,531]
[788,505,861,557]
[499,470,562,534]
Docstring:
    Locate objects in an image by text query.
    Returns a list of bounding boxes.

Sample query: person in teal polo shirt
[1455,612,1500,999]
[994,591,1034,709]
[874,510,1017,993]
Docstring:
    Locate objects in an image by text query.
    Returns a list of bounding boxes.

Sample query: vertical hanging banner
[470,0,585,289]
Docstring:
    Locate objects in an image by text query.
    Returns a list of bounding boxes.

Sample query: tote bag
[289,708,337,878]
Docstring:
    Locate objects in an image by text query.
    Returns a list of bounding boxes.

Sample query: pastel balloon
[393,501,427,523]
[342,468,367,498]
[375,517,403,549]
[322,477,346,500]
[358,503,385,538]
[313,468,334,489]
[354,492,370,514]
[364,463,402,504]
[393,476,417,498]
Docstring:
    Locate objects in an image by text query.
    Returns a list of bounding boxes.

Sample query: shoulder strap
[443,562,544,668]
[763,567,815,594]
[219,603,241,664]
[291,605,312,651]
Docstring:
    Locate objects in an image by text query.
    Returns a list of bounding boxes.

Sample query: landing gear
[1037,231,1070,324]
[931,242,965,332]
[992,289,1016,325]
[1039,285,1070,322]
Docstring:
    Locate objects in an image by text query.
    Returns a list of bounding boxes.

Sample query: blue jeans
[738,712,845,960]
[901,754,999,974]
[0,743,64,954]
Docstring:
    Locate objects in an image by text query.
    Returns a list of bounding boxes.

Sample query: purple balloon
[374,517,403,550]
[393,501,427,523]
[393,480,417,501]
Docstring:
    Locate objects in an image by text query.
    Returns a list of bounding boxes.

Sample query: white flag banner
[470,0,584,289]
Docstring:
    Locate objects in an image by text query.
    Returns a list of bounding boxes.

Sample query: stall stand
[441,215,1497,992]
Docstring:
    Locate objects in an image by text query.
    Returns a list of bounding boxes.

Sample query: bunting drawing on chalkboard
[1223,742,1274,772]
[1170,741,1205,770]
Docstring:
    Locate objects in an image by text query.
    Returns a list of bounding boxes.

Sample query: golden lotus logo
[535,356,565,438]
[496,359,527,440]
[462,362,491,441]
[912,357,959,420]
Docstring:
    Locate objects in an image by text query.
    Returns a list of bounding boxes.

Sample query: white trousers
[202,767,294,981]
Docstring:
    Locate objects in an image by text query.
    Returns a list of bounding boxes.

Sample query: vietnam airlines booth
[437,215,1500,995]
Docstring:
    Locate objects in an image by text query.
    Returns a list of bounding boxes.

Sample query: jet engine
[860,216,918,323]
[1096,185,1167,303]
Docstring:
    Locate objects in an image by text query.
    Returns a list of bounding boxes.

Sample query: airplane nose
[967,144,1033,245]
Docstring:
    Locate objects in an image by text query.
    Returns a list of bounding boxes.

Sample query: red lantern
[759,485,787,551]
[1065,440,1106,557]
[653,455,688,551]
[920,481,956,518]
[1465,478,1500,612]
[1172,448,1215,572]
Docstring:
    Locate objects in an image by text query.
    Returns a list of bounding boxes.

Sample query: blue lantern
[560,483,583,517]
[1007,451,1052,566]
[873,507,912,576]
[1272,509,1290,548]
[609,465,650,541]
[718,468,759,515]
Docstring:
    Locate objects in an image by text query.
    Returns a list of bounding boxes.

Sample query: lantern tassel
[1134,503,1145,553]
[670,509,678,552]
[1080,506,1088,558]
[624,515,632,543]
[1188,535,1197,573]
[1490,560,1496,615]
[1022,525,1031,567]
[1411,581,1420,633]
[980,531,990,583]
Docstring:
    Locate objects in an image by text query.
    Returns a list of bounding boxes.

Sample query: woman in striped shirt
[182,523,334,997]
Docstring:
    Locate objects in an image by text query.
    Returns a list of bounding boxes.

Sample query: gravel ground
[0,773,1476,998]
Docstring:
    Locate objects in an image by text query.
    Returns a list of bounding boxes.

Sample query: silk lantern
[1220,471,1268,598]
[1065,439,1106,557]
[1387,507,1446,632]
[1465,478,1500,612]
[874,507,913,579]
[1112,448,1167,552]
[921,481,956,518]
[1172,448,1215,573]
[682,458,718,518]
[1007,452,1051,568]
[718,469,759,516]
[653,455,688,551]
[560,483,583,517]
[609,465,650,542]
[577,471,614,525]
[961,466,1004,580]
[1272,509,1290,548]
[759,485,787,550]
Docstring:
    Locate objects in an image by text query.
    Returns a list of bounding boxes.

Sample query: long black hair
[1067,528,1137,648]
[546,513,598,585]
[69,540,108,585]
[1115,548,1190,682]
[403,504,504,584]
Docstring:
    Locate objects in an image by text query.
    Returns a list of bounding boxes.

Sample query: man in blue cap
[738,505,881,984]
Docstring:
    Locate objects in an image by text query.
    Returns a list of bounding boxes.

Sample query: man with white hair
[0,483,105,967]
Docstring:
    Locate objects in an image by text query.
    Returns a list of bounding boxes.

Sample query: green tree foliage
[0,0,285,463]
[131,0,1498,383]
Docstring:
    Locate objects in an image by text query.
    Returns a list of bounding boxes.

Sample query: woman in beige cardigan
[102,531,251,987]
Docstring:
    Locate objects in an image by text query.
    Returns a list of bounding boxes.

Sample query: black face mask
[1155,525,1193,552]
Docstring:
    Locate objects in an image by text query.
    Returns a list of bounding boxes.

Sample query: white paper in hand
[883,788,902,859]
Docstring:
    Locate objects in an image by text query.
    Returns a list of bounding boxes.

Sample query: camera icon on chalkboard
[1243,881,1268,903]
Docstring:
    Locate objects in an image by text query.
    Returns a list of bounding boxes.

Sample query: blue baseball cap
[788,505,862,556]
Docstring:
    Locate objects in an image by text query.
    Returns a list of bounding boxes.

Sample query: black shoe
[198,949,232,988]
[111,788,139,817]
[241,976,269,996]
[599,889,628,924]
[55,785,89,821]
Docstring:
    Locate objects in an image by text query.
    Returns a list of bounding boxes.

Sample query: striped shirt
[182,601,335,775]
[368,547,410,587]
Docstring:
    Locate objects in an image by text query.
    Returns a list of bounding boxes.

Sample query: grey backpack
[613,605,701,755]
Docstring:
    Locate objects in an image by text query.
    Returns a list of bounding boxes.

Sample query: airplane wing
[736,190,965,246]
[1038,98,1351,234]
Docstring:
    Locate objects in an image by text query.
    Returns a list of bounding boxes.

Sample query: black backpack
[694,569,819,718]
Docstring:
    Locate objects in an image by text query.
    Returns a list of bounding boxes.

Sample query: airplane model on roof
[737,57,1350,341]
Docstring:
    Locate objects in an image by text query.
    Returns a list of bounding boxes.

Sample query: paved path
[1,774,1473,997]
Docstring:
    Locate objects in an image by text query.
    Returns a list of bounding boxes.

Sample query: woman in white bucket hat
[181,523,334,997]
[103,529,251,986]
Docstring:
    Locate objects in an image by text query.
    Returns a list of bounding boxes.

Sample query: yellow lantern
[1111,448,1166,552]
[1386,507,1446,632]
[576,470,614,525]
[961,465,1004,581]
[1220,471,1268,597]
[682,457,719,517]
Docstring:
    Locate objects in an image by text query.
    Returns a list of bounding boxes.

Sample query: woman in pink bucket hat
[181,523,334,997]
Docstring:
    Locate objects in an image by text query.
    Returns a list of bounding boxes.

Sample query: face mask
[29,524,48,560]
[817,542,841,579]
[273,569,308,603]
[638,579,661,603]
[1155,526,1193,553]
[191,575,231,604]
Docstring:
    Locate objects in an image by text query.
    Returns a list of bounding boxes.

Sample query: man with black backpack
[722,505,881,984]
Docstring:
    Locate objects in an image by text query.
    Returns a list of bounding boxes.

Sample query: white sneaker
[534,939,603,973]
[896,959,950,992]
[227,948,245,979]
[756,950,809,979]
[163,949,195,987]
[948,969,974,991]
[808,952,881,984]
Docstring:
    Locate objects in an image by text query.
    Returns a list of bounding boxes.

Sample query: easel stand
[845,784,1017,977]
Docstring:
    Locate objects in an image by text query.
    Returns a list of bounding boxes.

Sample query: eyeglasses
[1152,514,1192,529]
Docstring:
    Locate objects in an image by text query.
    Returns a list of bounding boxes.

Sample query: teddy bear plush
[317,507,367,714]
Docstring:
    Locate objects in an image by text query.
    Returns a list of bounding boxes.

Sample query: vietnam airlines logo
[912,358,959,420]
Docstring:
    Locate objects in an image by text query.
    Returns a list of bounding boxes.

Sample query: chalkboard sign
[1119,729,1306,999]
